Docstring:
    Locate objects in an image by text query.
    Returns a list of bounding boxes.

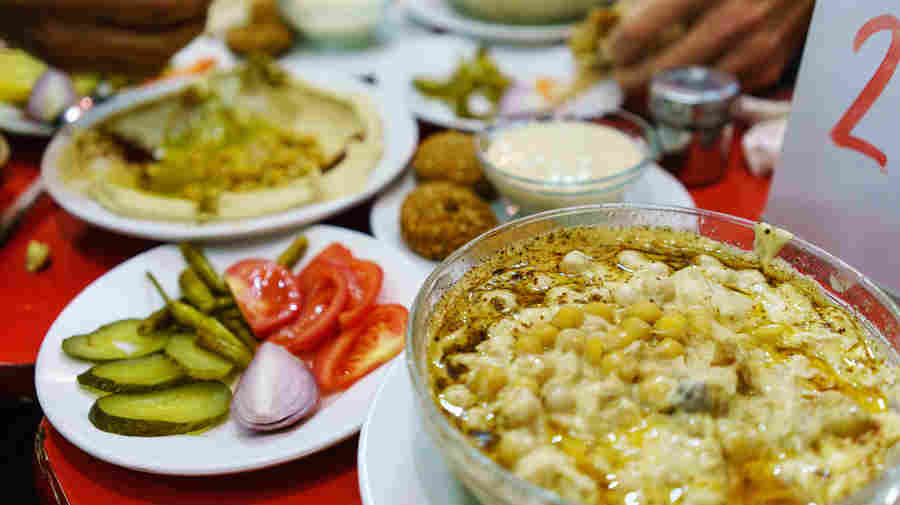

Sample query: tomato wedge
[313,304,408,392]
[339,259,383,329]
[269,262,348,353]
[225,259,301,336]
[297,243,354,291]
[295,244,384,330]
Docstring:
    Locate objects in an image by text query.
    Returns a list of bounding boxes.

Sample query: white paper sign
[766,1,900,295]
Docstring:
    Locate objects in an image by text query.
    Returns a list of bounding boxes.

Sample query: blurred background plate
[0,103,54,137]
[0,36,234,138]
[405,0,574,43]
[380,35,622,131]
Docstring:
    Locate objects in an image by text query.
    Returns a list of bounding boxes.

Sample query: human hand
[1,0,212,75]
[607,0,814,94]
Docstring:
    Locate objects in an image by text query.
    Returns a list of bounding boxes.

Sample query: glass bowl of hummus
[476,111,660,215]
[406,204,900,505]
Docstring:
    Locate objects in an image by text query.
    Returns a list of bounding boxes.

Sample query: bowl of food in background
[476,111,660,215]
[225,0,296,56]
[0,47,105,136]
[278,0,389,49]
[448,0,612,25]
[407,203,900,505]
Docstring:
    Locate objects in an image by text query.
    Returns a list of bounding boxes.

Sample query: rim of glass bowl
[474,109,662,192]
[406,203,900,505]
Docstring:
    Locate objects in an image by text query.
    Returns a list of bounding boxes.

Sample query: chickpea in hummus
[428,226,900,505]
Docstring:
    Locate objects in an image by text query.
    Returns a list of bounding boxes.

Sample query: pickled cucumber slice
[62,319,170,362]
[77,354,187,393]
[88,381,231,437]
[165,333,233,380]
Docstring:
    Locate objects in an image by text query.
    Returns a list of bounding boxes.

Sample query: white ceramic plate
[41,65,417,242]
[359,358,478,505]
[405,0,574,43]
[0,102,54,137]
[370,165,695,272]
[278,2,432,77]
[382,36,622,132]
[35,225,432,476]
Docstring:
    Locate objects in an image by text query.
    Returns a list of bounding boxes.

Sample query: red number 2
[830,14,900,173]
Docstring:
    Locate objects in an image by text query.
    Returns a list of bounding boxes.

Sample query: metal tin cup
[649,66,740,186]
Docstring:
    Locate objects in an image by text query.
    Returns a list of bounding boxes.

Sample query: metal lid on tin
[649,66,740,129]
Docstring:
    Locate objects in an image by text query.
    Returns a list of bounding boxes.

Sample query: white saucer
[370,165,695,272]
[405,0,574,43]
[359,359,480,505]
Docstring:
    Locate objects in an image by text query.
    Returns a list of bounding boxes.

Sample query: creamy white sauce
[485,121,644,184]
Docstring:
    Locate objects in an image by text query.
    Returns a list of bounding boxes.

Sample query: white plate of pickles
[382,36,622,132]
[35,225,431,476]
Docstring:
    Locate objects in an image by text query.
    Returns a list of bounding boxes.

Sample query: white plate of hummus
[405,0,576,44]
[41,61,418,242]
[36,225,432,476]
[381,36,622,132]
[369,166,694,272]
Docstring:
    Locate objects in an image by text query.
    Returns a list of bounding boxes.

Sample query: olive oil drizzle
[426,226,896,505]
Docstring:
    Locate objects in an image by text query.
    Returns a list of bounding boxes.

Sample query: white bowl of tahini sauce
[477,115,659,213]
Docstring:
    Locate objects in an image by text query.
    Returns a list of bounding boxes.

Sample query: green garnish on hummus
[124,90,323,215]
[61,59,383,222]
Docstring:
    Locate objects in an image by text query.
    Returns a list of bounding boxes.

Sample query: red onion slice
[232,342,319,431]
[26,69,77,123]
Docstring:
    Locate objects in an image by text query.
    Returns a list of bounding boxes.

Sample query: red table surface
[1,121,769,505]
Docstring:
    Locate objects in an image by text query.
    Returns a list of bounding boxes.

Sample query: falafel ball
[400,181,499,261]
[412,131,497,200]
[413,131,483,185]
